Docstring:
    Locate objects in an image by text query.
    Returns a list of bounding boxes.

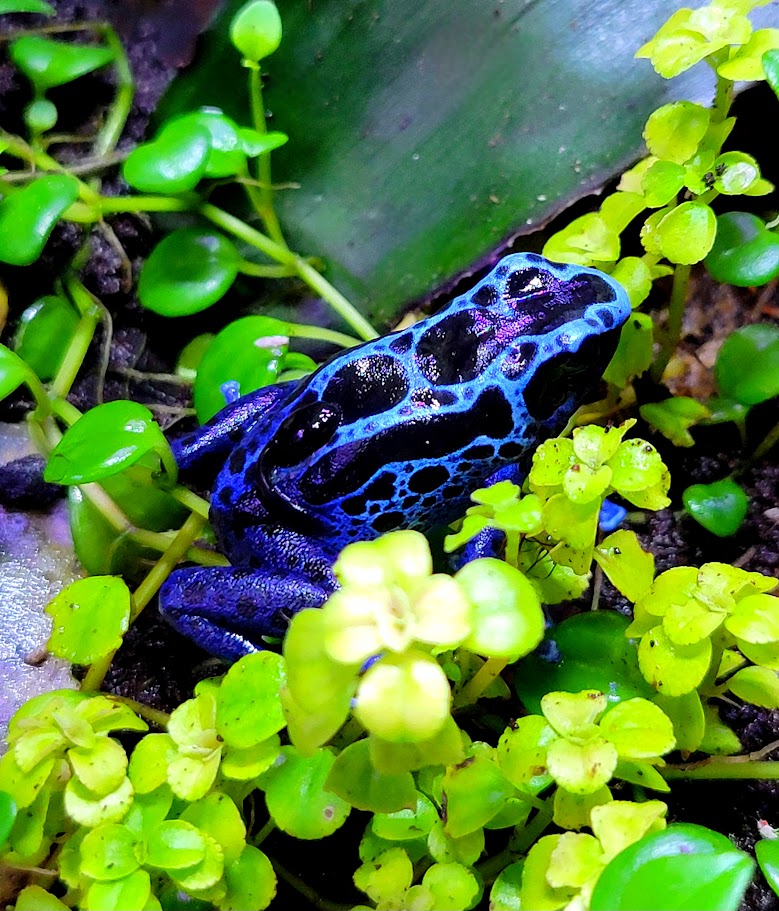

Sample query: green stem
[662,760,779,781]
[253,819,276,846]
[510,794,555,856]
[50,276,101,399]
[269,857,352,911]
[171,485,211,520]
[81,512,206,691]
[201,203,378,341]
[92,25,134,159]
[238,258,295,278]
[1,131,102,206]
[456,657,509,707]
[746,418,779,467]
[248,64,286,247]
[285,321,362,349]
[108,695,170,728]
[99,195,193,214]
[129,529,227,566]
[651,263,691,383]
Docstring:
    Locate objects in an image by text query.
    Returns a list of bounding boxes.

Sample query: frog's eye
[523,330,620,421]
[263,401,342,469]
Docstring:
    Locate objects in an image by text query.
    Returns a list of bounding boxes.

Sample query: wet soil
[2,2,779,909]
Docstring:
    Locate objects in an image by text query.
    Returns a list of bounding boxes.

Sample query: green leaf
[262,747,350,839]
[157,0,771,326]
[489,861,524,911]
[68,737,129,797]
[14,296,79,381]
[640,397,710,448]
[442,752,514,838]
[354,847,414,906]
[590,799,667,863]
[122,119,210,193]
[0,175,78,266]
[715,323,779,405]
[79,824,141,881]
[14,887,70,911]
[146,819,207,870]
[326,739,416,814]
[603,313,654,386]
[45,576,131,665]
[354,650,451,743]
[231,0,282,62]
[543,213,620,267]
[598,698,675,760]
[706,212,779,288]
[542,494,600,551]
[643,102,710,164]
[719,28,779,80]
[610,257,653,309]
[756,839,779,899]
[497,715,555,792]
[10,36,113,90]
[169,830,223,892]
[45,401,175,485]
[138,228,241,316]
[727,666,779,708]
[371,792,437,842]
[84,871,151,911]
[641,160,686,207]
[712,151,765,196]
[422,862,480,911]
[638,626,712,696]
[515,611,654,716]
[764,47,779,97]
[24,97,57,133]
[521,835,577,910]
[594,530,655,602]
[590,823,755,911]
[193,315,291,423]
[216,651,286,748]
[0,0,54,12]
[0,343,33,401]
[683,478,749,537]
[546,737,618,794]
[455,558,544,659]
[653,691,705,754]
[725,593,779,644]
[64,775,133,827]
[0,790,17,848]
[655,201,717,265]
[222,845,277,911]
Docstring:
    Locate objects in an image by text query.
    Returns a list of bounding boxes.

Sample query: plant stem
[746,418,779,466]
[456,657,509,707]
[171,485,211,519]
[108,695,170,728]
[92,25,134,159]
[99,195,193,214]
[50,276,101,399]
[201,203,378,341]
[253,819,276,846]
[662,760,779,781]
[238,258,295,278]
[285,321,362,349]
[81,512,206,691]
[270,857,352,911]
[510,794,555,856]
[651,263,691,383]
[248,64,286,247]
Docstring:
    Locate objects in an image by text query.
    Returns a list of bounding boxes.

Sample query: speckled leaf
[159,2,779,326]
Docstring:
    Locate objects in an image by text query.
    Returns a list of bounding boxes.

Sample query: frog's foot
[461,526,506,563]
[159,567,335,661]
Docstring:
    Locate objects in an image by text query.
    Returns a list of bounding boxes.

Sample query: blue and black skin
[160,254,630,660]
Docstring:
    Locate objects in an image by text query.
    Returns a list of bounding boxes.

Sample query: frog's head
[465,253,631,425]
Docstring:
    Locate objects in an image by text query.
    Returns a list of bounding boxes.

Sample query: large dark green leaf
[160,1,779,326]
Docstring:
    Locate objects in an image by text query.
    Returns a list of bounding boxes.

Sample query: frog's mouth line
[522,328,622,421]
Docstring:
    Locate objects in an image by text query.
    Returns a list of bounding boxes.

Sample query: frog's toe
[460,526,506,564]
[160,567,333,661]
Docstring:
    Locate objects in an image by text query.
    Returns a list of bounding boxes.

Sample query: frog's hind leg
[172,381,297,481]
[159,566,335,661]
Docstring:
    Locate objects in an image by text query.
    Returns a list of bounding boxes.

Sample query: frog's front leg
[172,381,297,481]
[159,525,338,660]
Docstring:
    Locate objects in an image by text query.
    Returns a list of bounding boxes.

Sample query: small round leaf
[715,323,779,405]
[122,120,210,194]
[14,295,79,381]
[683,478,749,538]
[216,651,287,748]
[230,0,283,63]
[0,175,78,266]
[138,228,240,316]
[10,36,113,90]
[46,576,131,665]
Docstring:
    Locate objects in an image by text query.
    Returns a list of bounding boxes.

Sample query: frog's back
[213,254,630,552]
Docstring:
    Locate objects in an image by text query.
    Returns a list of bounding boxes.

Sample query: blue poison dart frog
[160,253,630,660]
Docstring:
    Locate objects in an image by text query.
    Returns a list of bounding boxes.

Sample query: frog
[160,253,630,660]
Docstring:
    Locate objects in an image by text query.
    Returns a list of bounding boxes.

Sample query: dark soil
[2,3,779,910]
